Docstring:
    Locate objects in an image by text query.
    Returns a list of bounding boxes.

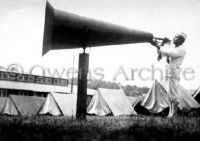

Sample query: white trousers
[166,66,180,103]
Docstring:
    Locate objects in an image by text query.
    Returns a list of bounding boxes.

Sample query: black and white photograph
[0,0,200,140]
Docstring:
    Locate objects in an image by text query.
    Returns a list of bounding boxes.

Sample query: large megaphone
[42,1,153,56]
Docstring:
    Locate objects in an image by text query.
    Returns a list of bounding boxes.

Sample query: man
[151,32,187,117]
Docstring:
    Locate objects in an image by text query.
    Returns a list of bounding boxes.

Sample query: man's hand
[151,39,160,49]
[162,37,171,45]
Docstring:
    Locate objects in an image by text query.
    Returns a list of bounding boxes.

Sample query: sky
[0,0,200,89]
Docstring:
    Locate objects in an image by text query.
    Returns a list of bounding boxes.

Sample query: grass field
[0,115,200,141]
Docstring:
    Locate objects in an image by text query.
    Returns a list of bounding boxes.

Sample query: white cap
[177,32,187,39]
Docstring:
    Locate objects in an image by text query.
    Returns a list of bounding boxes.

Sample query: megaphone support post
[76,51,89,120]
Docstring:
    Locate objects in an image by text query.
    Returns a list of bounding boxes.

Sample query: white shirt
[160,43,186,67]
[159,43,186,77]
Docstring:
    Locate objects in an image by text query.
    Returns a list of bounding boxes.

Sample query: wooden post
[76,52,89,119]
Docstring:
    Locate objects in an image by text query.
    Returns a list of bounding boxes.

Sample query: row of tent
[0,81,200,116]
[0,88,136,116]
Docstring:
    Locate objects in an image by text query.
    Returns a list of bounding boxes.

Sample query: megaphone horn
[42,1,153,56]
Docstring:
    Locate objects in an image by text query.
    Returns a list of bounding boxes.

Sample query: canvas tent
[1,95,45,116]
[87,88,136,116]
[141,80,200,113]
[127,95,144,108]
[39,92,77,116]
[192,87,200,104]
[127,96,138,106]
[0,97,7,112]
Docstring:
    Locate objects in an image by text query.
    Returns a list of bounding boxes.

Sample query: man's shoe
[167,102,173,118]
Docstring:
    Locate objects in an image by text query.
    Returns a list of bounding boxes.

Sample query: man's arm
[160,47,186,58]
[151,38,171,62]
[151,39,163,61]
